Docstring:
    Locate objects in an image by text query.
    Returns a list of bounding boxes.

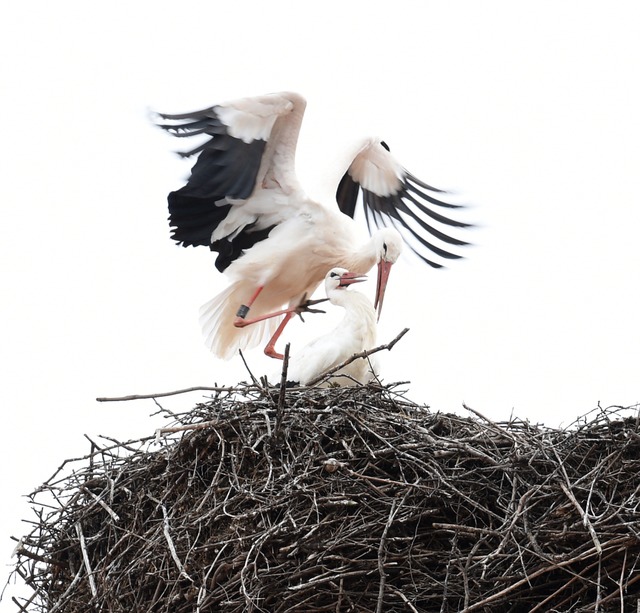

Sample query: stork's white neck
[328,288,377,347]
[339,227,401,274]
[341,236,379,274]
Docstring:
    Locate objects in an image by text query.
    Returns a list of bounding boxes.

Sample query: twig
[559,480,602,555]
[376,498,401,613]
[238,349,260,387]
[389,586,420,613]
[306,328,409,386]
[11,542,53,565]
[287,570,370,591]
[275,343,290,435]
[12,593,37,613]
[619,548,627,612]
[432,523,500,537]
[96,385,239,402]
[80,486,120,522]
[48,566,84,613]
[592,567,640,609]
[149,494,193,582]
[75,523,97,599]
[462,402,519,442]
[156,419,220,438]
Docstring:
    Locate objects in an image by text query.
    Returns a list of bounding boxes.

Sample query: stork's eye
[330,272,340,278]
[383,243,388,253]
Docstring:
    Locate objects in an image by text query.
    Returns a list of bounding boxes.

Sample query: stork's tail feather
[199,283,279,360]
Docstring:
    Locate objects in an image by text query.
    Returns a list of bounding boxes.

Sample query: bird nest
[8,383,640,612]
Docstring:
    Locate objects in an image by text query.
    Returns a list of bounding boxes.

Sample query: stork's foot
[294,296,329,322]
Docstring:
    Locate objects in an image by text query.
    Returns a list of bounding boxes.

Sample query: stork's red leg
[263,312,294,360]
[234,302,300,328]
[233,286,265,327]
[233,287,325,329]
[233,292,328,359]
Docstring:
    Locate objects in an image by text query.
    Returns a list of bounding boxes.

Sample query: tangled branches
[8,384,640,612]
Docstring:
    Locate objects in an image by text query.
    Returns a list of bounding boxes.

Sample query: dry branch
[305,327,409,386]
[6,385,640,612]
[96,386,239,402]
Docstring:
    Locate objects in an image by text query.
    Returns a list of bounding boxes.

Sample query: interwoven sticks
[9,385,640,612]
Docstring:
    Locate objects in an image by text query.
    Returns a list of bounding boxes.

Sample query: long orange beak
[339,272,367,287]
[374,260,393,321]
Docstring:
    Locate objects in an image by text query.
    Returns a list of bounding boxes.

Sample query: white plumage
[156,92,471,360]
[286,268,378,386]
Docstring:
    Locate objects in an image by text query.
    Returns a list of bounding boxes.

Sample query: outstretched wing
[155,92,306,271]
[336,139,472,268]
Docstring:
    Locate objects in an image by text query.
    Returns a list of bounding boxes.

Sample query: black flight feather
[335,143,472,267]
[156,106,267,253]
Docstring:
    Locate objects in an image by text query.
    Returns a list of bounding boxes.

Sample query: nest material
[8,383,640,612]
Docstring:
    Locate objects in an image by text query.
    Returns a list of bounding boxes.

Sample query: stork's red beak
[339,272,367,287]
[374,260,393,321]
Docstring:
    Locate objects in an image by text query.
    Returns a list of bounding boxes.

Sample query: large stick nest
[8,383,640,612]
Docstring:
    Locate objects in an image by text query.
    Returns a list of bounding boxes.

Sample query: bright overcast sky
[1,1,639,602]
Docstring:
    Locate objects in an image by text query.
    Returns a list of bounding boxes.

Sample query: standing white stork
[155,92,471,360]
[286,268,378,386]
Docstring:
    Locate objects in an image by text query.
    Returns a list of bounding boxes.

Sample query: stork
[286,268,378,386]
[155,92,471,360]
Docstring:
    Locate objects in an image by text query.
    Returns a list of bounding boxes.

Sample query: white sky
[1,1,639,604]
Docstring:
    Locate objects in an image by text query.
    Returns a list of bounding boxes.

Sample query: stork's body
[287,269,378,386]
[200,215,398,359]
[156,92,471,359]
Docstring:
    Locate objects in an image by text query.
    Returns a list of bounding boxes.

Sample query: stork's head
[372,228,403,320]
[325,268,367,296]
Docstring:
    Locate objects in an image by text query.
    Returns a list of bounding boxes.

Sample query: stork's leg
[233,289,328,329]
[262,298,329,359]
[233,292,330,359]
[234,303,300,328]
[233,286,266,328]
[263,312,294,360]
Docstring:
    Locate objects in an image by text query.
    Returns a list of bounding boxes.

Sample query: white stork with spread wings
[155,92,471,360]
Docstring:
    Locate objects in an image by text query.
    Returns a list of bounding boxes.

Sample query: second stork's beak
[339,271,367,287]
[374,260,393,321]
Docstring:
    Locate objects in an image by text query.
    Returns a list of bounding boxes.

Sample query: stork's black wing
[155,93,305,271]
[336,140,472,268]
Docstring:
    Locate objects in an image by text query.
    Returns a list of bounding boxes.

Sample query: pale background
[1,1,639,605]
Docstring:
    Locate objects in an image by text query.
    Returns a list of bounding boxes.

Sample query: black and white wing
[155,92,306,271]
[336,139,472,268]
